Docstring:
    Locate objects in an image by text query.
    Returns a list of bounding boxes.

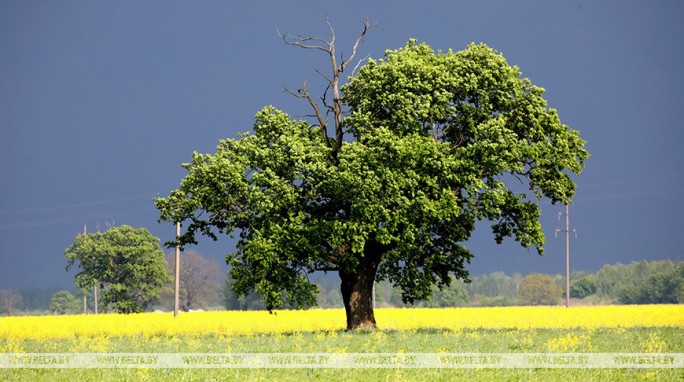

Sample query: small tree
[156,25,588,329]
[0,289,22,315]
[517,273,562,306]
[424,280,470,308]
[66,225,170,313]
[49,290,81,315]
[570,275,598,299]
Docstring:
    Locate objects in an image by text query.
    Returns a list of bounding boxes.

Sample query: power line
[0,193,159,216]
[580,172,684,189]
[0,207,155,231]
[575,186,684,202]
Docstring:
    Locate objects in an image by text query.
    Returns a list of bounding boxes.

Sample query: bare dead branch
[282,87,305,99]
[277,29,331,53]
[314,69,332,84]
[340,19,371,72]
[351,53,371,78]
[306,99,329,140]
[291,113,321,120]
[326,18,336,49]
[278,19,373,154]
[284,81,330,144]
[321,81,332,110]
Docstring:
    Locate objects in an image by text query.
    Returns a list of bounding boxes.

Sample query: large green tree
[65,225,170,313]
[156,27,588,329]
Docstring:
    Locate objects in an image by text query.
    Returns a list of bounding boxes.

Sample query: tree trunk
[339,241,382,330]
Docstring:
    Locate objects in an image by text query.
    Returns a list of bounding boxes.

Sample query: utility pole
[174,222,181,318]
[83,222,99,315]
[555,205,577,308]
[83,224,87,315]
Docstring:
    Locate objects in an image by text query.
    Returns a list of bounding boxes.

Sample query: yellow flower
[0,305,681,342]
[0,337,25,353]
[136,367,150,381]
[641,332,668,353]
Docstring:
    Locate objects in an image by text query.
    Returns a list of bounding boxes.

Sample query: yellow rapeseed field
[1,305,682,341]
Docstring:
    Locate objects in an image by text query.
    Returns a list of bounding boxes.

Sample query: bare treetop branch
[278,19,373,154]
[340,19,372,72]
[314,68,333,83]
[277,29,331,53]
[326,18,336,48]
[283,81,330,144]
[351,53,371,78]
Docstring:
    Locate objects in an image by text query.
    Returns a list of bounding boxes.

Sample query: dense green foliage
[616,262,684,304]
[569,274,598,299]
[65,225,170,313]
[591,260,683,304]
[156,38,588,328]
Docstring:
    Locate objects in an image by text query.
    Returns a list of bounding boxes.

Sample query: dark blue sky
[1,1,683,289]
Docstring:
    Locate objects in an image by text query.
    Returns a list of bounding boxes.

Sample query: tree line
[303,259,684,309]
[2,258,680,316]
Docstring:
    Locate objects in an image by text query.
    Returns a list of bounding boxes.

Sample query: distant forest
[2,259,682,315]
[225,259,684,310]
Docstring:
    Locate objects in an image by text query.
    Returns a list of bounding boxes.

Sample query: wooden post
[565,204,570,308]
[174,222,181,318]
[83,224,87,314]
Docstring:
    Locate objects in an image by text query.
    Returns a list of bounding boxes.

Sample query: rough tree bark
[339,243,381,330]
